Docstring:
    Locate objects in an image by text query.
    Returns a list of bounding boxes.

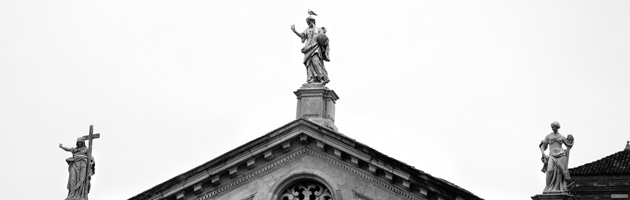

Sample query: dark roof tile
[569,146,630,175]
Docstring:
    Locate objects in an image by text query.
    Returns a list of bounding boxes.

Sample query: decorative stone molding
[299,134,309,144]
[132,120,464,200]
[195,147,422,200]
[316,140,325,149]
[350,156,359,166]
[306,149,423,200]
[239,192,256,200]
[368,164,377,174]
[385,171,394,182]
[333,148,342,158]
[419,188,428,196]
[266,167,342,200]
[264,150,274,160]
[211,175,220,186]
[353,191,374,200]
[193,184,203,194]
[176,192,185,200]
[246,158,256,169]
[279,181,333,200]
[402,180,410,189]
[229,167,238,177]
[197,149,308,200]
[282,141,292,152]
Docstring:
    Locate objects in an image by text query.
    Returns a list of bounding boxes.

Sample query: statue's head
[306,17,316,26]
[550,121,561,130]
[76,137,85,147]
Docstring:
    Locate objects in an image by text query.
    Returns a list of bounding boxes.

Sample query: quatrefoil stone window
[279,180,333,200]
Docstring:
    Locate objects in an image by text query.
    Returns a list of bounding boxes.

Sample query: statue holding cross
[59,125,100,200]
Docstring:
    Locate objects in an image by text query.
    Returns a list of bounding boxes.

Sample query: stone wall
[569,175,630,199]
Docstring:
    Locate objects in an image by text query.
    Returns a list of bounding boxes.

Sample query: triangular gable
[130,119,481,200]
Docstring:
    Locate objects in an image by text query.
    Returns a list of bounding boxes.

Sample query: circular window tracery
[279,180,333,200]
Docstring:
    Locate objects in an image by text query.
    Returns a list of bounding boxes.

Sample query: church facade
[129,85,481,200]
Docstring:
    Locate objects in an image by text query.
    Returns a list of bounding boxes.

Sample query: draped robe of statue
[298,26,330,84]
[65,146,95,200]
[539,133,573,193]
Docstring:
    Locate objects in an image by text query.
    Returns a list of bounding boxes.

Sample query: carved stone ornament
[280,181,332,200]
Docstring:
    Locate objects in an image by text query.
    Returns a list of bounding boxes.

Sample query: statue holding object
[59,125,100,200]
[539,121,574,194]
[291,9,331,85]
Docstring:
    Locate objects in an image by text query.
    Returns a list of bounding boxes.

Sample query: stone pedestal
[531,193,576,200]
[294,83,339,131]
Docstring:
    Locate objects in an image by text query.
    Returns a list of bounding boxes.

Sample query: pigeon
[308,9,317,16]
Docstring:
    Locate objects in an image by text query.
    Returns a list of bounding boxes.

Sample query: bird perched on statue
[308,9,317,16]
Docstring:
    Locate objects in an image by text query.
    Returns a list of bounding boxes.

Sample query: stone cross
[82,125,100,193]
[82,125,100,155]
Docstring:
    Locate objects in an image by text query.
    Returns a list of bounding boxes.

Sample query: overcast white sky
[1,1,629,200]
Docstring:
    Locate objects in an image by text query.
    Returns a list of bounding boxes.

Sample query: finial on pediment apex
[625,140,630,151]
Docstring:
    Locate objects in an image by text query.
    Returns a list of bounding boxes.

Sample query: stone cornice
[130,119,481,200]
[195,147,425,200]
[305,148,425,200]
[197,148,309,200]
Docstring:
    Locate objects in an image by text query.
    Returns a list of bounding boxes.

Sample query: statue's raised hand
[290,24,296,31]
[59,143,69,151]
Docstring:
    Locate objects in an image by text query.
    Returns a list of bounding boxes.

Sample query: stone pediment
[129,119,481,200]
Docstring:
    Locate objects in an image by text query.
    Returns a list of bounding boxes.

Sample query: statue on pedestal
[290,10,331,85]
[59,125,100,200]
[539,121,574,194]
